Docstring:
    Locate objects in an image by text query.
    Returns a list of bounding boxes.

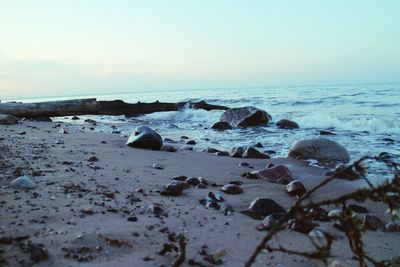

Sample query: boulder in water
[276,119,299,129]
[211,121,232,131]
[288,138,350,163]
[126,126,162,150]
[0,114,19,125]
[220,106,271,128]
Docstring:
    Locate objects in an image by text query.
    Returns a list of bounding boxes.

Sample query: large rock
[276,119,299,129]
[288,138,350,163]
[219,106,271,128]
[228,146,246,158]
[126,126,162,150]
[9,176,37,190]
[0,114,19,125]
[240,198,286,220]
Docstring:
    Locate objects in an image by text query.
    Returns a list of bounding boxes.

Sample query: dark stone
[0,235,13,244]
[288,138,350,163]
[385,221,400,232]
[286,180,306,197]
[203,147,223,154]
[242,147,270,159]
[220,106,271,128]
[126,126,162,150]
[186,177,201,186]
[160,181,190,196]
[186,140,196,145]
[84,119,97,125]
[127,216,138,222]
[221,184,243,194]
[71,115,80,120]
[160,145,177,152]
[259,212,287,230]
[164,138,177,143]
[211,121,232,131]
[244,165,293,184]
[363,215,384,231]
[152,163,164,169]
[87,156,98,162]
[254,142,263,148]
[240,198,286,220]
[277,119,299,129]
[319,130,336,135]
[0,114,19,125]
[333,165,360,180]
[28,242,48,263]
[239,162,250,167]
[214,151,229,157]
[346,203,368,213]
[181,146,193,151]
[288,219,318,234]
[228,146,245,158]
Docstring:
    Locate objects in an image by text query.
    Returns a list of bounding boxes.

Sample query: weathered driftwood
[0,98,228,118]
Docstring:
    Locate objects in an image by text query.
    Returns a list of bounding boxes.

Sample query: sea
[7,83,400,179]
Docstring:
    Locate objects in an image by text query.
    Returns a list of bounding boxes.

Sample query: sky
[0,0,399,99]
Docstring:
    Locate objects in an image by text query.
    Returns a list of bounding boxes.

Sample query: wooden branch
[0,98,229,118]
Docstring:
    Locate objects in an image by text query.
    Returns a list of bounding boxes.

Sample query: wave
[293,113,400,134]
[139,108,223,125]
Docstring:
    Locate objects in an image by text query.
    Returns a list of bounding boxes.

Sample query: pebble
[221,184,243,194]
[186,177,201,186]
[171,175,187,181]
[362,214,384,231]
[385,221,400,232]
[285,180,306,197]
[240,198,286,220]
[9,175,37,190]
[87,156,99,162]
[152,163,164,170]
[186,140,196,145]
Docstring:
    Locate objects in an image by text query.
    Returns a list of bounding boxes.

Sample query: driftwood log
[0,98,228,118]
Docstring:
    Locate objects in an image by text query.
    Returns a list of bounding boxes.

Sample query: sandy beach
[0,120,399,267]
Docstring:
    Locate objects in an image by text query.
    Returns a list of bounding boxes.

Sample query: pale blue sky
[0,0,399,99]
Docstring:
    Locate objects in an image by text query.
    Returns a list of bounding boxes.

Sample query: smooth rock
[160,181,190,196]
[160,145,177,152]
[0,114,19,125]
[126,126,162,150]
[363,215,384,231]
[211,121,232,131]
[240,198,286,220]
[186,177,201,186]
[260,212,287,230]
[242,147,270,159]
[71,115,80,120]
[87,156,98,162]
[220,106,271,128]
[9,176,37,190]
[276,119,299,129]
[84,119,97,125]
[152,163,164,170]
[171,175,187,181]
[186,140,196,145]
[286,180,306,197]
[228,146,245,158]
[221,184,243,194]
[244,165,293,184]
[385,221,400,232]
[288,138,350,163]
[288,219,318,233]
[346,203,368,213]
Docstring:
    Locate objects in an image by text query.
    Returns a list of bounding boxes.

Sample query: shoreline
[1,121,399,267]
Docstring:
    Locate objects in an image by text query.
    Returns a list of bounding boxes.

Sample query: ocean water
[8,83,400,176]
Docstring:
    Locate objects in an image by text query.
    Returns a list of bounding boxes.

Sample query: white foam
[139,109,223,125]
[293,113,400,134]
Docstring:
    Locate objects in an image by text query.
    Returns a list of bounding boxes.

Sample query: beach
[1,120,399,267]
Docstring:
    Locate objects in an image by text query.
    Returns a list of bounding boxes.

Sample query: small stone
[385,221,400,232]
[80,206,94,215]
[186,177,201,186]
[62,181,74,189]
[147,204,164,216]
[18,131,26,135]
[87,156,98,162]
[9,176,37,190]
[127,216,138,222]
[0,235,13,244]
[276,119,299,129]
[320,130,336,135]
[211,121,232,131]
[160,145,177,152]
[254,142,263,148]
[55,139,64,145]
[239,162,250,167]
[240,198,286,220]
[242,147,270,159]
[104,191,115,198]
[327,209,343,219]
[363,215,384,231]
[285,180,306,197]
[288,219,318,233]
[71,115,80,120]
[259,213,286,230]
[152,163,164,170]
[346,203,368,213]
[28,242,48,263]
[221,184,243,194]
[160,181,190,196]
[181,146,193,151]
[180,136,189,139]
[84,119,97,125]
[59,128,68,134]
[186,140,196,145]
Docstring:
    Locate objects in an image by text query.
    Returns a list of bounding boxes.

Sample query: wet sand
[0,121,399,267]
